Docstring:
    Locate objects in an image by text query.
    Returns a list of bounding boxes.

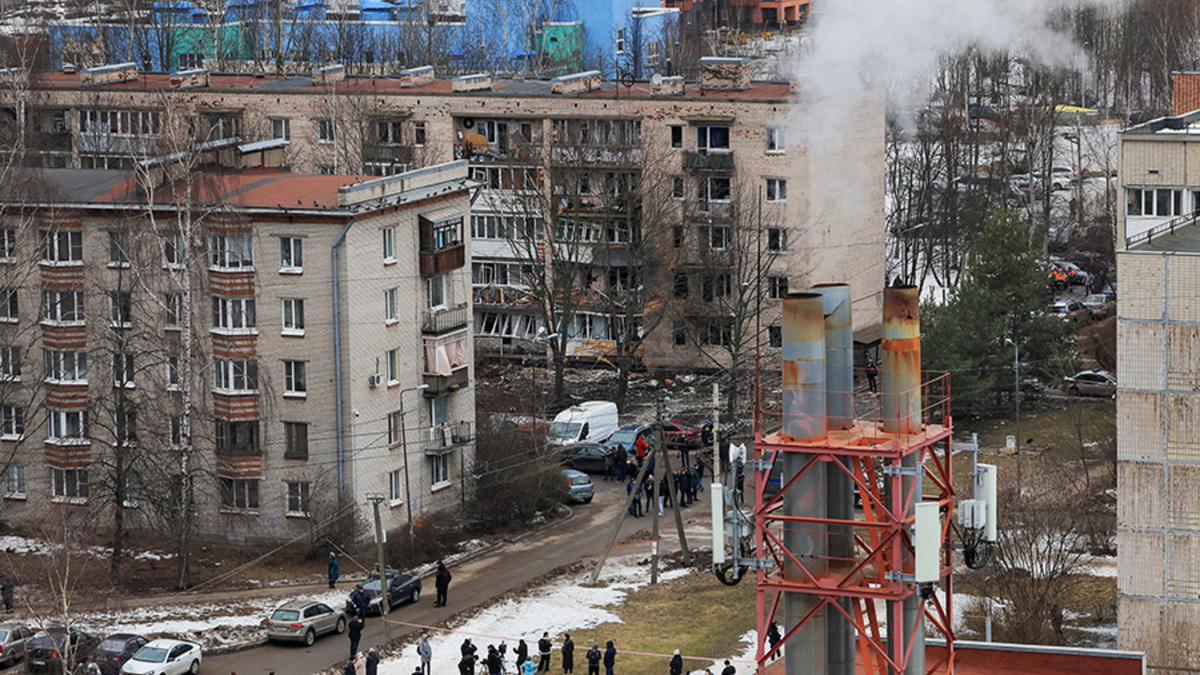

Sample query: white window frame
[211,296,257,333]
[388,469,403,505]
[108,231,131,266]
[284,360,307,397]
[766,178,787,203]
[0,346,20,381]
[43,349,88,384]
[384,288,399,325]
[316,119,334,144]
[287,481,311,516]
[427,275,446,310]
[430,453,449,487]
[766,126,786,153]
[768,275,789,300]
[672,176,685,200]
[279,236,303,272]
[382,228,396,263]
[413,122,426,147]
[166,356,180,390]
[209,233,254,269]
[109,291,133,328]
[0,289,15,322]
[163,231,185,268]
[5,465,25,498]
[271,117,291,141]
[40,229,83,264]
[164,293,182,329]
[0,229,15,261]
[213,358,258,393]
[42,289,84,325]
[52,467,88,502]
[47,408,88,443]
[767,227,788,253]
[219,476,259,512]
[386,348,400,384]
[281,298,305,336]
[615,28,626,54]
[112,352,135,388]
[1,406,24,440]
[696,125,730,152]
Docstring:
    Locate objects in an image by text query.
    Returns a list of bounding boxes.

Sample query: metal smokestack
[812,283,854,675]
[881,286,922,434]
[781,292,827,675]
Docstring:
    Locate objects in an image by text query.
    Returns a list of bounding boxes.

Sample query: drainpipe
[332,217,356,501]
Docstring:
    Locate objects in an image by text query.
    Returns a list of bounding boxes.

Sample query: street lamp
[399,383,430,541]
[1004,338,1021,490]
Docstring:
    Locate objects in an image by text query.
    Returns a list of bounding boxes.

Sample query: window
[215,419,259,454]
[672,226,684,248]
[767,227,788,253]
[670,126,682,149]
[316,119,334,143]
[766,127,786,152]
[114,409,137,446]
[213,358,258,392]
[769,275,789,299]
[430,454,449,485]
[48,408,88,441]
[384,288,399,323]
[1,406,23,439]
[766,178,787,202]
[282,298,305,335]
[427,275,446,310]
[271,118,291,140]
[284,361,307,396]
[52,468,88,500]
[703,274,732,301]
[672,176,685,200]
[615,28,626,54]
[673,272,689,299]
[112,352,135,387]
[170,416,182,446]
[431,396,448,427]
[386,348,400,384]
[388,469,402,503]
[285,481,311,514]
[109,231,130,264]
[280,237,303,270]
[0,346,19,379]
[426,217,462,251]
[219,477,258,510]
[5,465,25,497]
[768,325,782,348]
[414,122,426,147]
[0,289,15,321]
[696,125,730,152]
[166,356,180,389]
[1126,187,1183,217]
[388,411,404,445]
[109,291,132,327]
[673,323,687,346]
[210,234,254,269]
[376,120,404,145]
[43,349,88,383]
[211,296,256,331]
[700,319,732,347]
[42,290,84,324]
[178,53,203,69]
[382,228,395,261]
[284,421,308,459]
[0,229,15,260]
[164,293,182,328]
[702,176,732,203]
[702,225,730,250]
[163,231,184,266]
[41,229,83,263]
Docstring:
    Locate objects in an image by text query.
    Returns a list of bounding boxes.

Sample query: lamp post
[1004,338,1021,490]
[400,383,430,542]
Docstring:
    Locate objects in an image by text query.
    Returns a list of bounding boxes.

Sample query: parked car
[1049,261,1092,289]
[602,423,653,454]
[1081,293,1112,318]
[1008,174,1044,202]
[559,443,609,474]
[1064,369,1117,397]
[548,401,619,446]
[1050,165,1076,190]
[0,623,33,667]
[119,639,201,675]
[563,469,594,504]
[25,628,100,674]
[1049,299,1087,321]
[266,600,346,646]
[657,420,704,449]
[94,634,149,675]
[344,569,421,616]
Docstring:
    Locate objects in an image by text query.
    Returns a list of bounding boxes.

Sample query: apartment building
[0,150,475,545]
[1116,109,1200,673]
[4,57,885,369]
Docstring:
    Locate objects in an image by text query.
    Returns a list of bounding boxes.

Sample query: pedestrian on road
[355,651,367,675]
[603,641,616,675]
[693,458,705,491]
[1,577,13,613]
[436,561,453,607]
[487,645,502,675]
[627,479,642,517]
[669,650,682,675]
[635,435,648,461]
[616,446,628,481]
[351,584,370,620]
[328,552,340,589]
[516,638,529,669]
[585,644,601,675]
[865,358,878,393]
[643,474,655,515]
[537,632,552,672]
[366,648,380,675]
[347,616,364,658]
[561,634,574,675]
[604,448,616,482]
[720,660,735,675]
[343,658,356,675]
[658,474,670,514]
[419,633,433,675]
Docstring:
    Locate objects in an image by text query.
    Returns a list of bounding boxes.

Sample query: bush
[466,424,562,532]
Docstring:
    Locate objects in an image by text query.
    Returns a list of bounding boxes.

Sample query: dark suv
[25,628,100,674]
[93,634,147,675]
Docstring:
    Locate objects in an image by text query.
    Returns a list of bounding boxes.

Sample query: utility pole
[652,398,664,585]
[711,383,724,566]
[367,493,392,641]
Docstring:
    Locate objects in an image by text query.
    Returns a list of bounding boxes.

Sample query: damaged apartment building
[2,57,886,371]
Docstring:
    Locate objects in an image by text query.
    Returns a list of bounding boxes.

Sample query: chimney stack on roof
[452,73,493,92]
[651,75,684,96]
[399,65,435,88]
[80,62,138,87]
[551,70,602,95]
[699,57,751,91]
[312,64,346,86]
[170,68,209,89]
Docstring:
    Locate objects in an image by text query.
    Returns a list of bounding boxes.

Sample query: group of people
[626,459,707,518]
[443,634,620,675]
[343,648,381,675]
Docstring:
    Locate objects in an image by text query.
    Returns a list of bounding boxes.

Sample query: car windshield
[98,639,131,653]
[363,579,389,592]
[271,609,301,621]
[133,647,168,663]
[550,422,581,440]
[30,633,67,648]
[0,630,8,641]
[606,428,640,446]
[570,475,590,486]
[1085,295,1105,303]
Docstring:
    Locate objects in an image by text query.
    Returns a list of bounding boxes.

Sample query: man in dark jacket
[669,650,683,675]
[720,660,735,675]
[436,561,453,607]
[537,632,552,672]
[351,584,370,619]
[347,616,364,658]
[462,638,478,658]
[343,658,357,675]
[585,644,601,675]
[328,552,340,589]
[1,577,13,613]
[561,634,574,675]
[616,446,628,481]
[603,641,616,675]
[458,654,476,675]
[365,648,380,675]
[487,645,503,675]
[643,474,655,514]
[515,639,529,668]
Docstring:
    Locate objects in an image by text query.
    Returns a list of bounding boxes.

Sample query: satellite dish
[650,73,663,86]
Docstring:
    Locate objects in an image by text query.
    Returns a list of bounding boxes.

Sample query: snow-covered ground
[0,535,171,561]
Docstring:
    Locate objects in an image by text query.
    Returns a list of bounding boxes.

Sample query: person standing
[627,479,642,518]
[459,653,476,675]
[351,584,370,619]
[328,552,340,589]
[585,644,601,675]
[366,648,380,675]
[616,446,628,481]
[1,577,13,613]
[537,632,552,672]
[436,561,453,607]
[347,616,364,658]
[865,358,878,393]
[343,658,357,675]
[643,474,655,515]
[487,645,502,675]
[720,660,735,675]
[462,638,478,659]
[521,658,537,675]
[602,641,616,675]
[767,621,781,660]
[516,638,529,669]
[561,634,574,675]
[634,435,648,462]
[419,633,433,675]
[658,474,670,515]
[669,650,682,675]
[355,651,368,675]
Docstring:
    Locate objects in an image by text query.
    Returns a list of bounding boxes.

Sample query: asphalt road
[202,477,656,675]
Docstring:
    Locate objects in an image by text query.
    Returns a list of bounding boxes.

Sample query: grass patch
[575,569,756,675]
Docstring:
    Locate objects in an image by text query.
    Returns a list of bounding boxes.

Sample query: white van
[549,401,619,446]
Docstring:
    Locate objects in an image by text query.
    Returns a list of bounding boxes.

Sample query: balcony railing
[423,366,469,395]
[420,243,465,277]
[550,146,643,166]
[365,145,414,165]
[683,151,735,171]
[423,303,470,334]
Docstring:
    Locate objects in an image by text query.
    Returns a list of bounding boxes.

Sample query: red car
[658,420,703,449]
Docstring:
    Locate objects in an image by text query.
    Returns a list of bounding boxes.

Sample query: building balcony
[459,141,543,163]
[550,145,643,166]
[683,151,735,171]
[365,144,414,166]
[423,303,470,334]
[36,131,72,152]
[422,365,469,395]
[419,243,465,277]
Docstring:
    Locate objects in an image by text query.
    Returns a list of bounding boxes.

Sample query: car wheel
[189,660,200,675]
[304,628,316,647]
[336,617,347,634]
[411,587,420,604]
[583,496,593,503]
[1069,386,1080,396]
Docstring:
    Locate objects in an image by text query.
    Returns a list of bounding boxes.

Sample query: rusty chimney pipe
[781,292,827,442]
[881,286,921,434]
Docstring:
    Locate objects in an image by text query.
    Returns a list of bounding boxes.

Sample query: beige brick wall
[1118,529,1165,596]
[1119,253,1165,320]
[1119,597,1166,664]
[1119,391,1165,461]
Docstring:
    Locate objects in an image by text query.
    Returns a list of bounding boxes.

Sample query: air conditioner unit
[368,373,384,389]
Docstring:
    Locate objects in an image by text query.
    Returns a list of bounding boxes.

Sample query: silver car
[0,623,32,667]
[1064,369,1117,398]
[265,600,346,646]
[564,469,594,504]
